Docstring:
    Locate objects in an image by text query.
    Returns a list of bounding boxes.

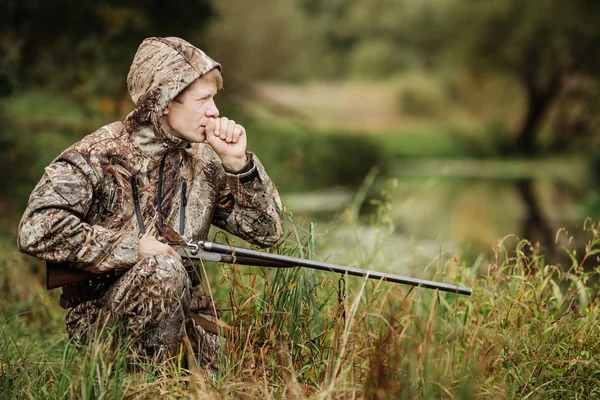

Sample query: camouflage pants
[65,254,221,372]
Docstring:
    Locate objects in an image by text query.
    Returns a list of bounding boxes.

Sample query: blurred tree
[299,0,452,79]
[0,0,214,112]
[0,40,17,98]
[204,0,307,94]
[448,0,600,155]
[547,77,600,153]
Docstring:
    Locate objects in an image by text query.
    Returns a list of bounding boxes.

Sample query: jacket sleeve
[212,153,284,247]
[17,154,139,273]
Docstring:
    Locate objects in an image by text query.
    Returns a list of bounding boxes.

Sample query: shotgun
[46,240,472,296]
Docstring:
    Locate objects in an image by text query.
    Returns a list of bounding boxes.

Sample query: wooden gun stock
[46,262,111,290]
[45,248,287,291]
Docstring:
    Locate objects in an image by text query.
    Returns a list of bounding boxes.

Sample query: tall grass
[2,212,600,398]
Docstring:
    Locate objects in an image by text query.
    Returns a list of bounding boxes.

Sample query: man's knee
[106,253,191,314]
[149,254,189,286]
[127,253,189,288]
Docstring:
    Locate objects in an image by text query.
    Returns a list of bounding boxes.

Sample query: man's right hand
[205,117,248,171]
[138,235,182,262]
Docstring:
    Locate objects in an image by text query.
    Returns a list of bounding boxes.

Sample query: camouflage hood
[124,37,221,144]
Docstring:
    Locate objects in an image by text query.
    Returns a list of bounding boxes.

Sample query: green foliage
[449,0,600,81]
[205,0,307,93]
[447,0,600,153]
[4,202,600,397]
[349,39,414,79]
[375,126,477,159]
[2,0,598,164]
[0,91,105,209]
[244,117,391,192]
[298,0,453,79]
[1,0,214,100]
[394,73,449,118]
[0,40,18,98]
[5,90,106,127]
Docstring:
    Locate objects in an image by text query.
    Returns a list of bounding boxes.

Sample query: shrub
[245,118,391,192]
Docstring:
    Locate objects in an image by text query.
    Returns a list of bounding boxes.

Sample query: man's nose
[205,99,219,117]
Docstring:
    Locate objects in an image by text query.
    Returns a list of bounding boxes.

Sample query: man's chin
[184,133,206,143]
[194,129,206,143]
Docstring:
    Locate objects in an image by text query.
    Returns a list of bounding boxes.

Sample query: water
[283,157,593,273]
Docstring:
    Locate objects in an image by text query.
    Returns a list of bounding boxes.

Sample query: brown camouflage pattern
[65,255,222,376]
[17,37,284,370]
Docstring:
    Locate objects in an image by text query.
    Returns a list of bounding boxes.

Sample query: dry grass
[2,216,600,399]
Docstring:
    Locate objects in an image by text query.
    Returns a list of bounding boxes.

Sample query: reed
[2,215,600,398]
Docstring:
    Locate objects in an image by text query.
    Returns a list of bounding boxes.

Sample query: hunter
[16,37,284,373]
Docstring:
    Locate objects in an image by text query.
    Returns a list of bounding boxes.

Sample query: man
[16,37,284,372]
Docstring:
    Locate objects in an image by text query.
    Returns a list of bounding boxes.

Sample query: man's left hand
[205,117,248,171]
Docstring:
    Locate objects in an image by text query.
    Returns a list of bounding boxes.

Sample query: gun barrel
[201,242,472,296]
[46,242,473,296]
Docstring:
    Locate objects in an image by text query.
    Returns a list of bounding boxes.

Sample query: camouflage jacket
[17,37,284,274]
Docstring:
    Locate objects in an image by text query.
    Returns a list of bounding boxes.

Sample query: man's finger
[167,246,183,262]
[205,118,216,139]
[213,118,222,139]
[218,117,228,139]
[232,124,243,143]
[226,119,236,142]
[208,117,220,139]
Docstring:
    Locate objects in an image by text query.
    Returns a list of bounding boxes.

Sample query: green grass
[4,90,108,128]
[377,125,465,158]
[3,203,600,398]
[374,124,494,159]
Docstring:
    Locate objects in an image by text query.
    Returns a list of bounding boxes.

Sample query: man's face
[162,75,219,143]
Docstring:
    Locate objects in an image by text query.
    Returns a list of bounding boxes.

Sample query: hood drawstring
[131,176,147,235]
[156,154,167,228]
[131,151,187,237]
[180,182,187,235]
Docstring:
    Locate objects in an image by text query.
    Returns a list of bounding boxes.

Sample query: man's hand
[138,235,182,262]
[205,117,248,171]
